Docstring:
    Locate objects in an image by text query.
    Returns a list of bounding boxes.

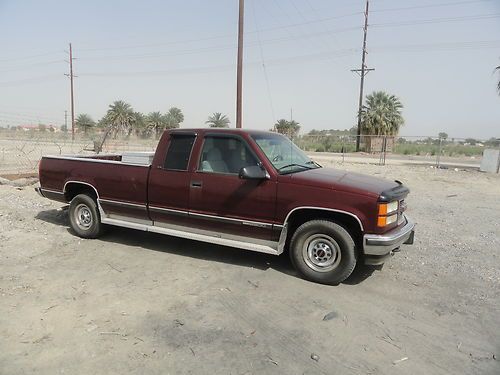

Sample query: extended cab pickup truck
[36,129,415,284]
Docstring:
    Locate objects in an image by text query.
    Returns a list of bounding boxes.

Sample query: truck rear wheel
[69,194,103,239]
[289,220,357,285]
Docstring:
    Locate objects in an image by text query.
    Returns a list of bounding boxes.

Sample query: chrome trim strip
[63,181,106,218]
[43,155,150,167]
[363,216,415,256]
[99,198,147,210]
[40,188,64,196]
[148,206,188,217]
[282,206,364,231]
[63,180,100,199]
[189,211,274,229]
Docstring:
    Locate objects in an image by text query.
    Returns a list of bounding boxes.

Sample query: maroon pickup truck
[36,129,414,284]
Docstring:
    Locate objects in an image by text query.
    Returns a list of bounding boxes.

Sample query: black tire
[289,220,357,285]
[68,194,103,239]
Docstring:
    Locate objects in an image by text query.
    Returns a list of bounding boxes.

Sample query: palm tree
[104,100,135,137]
[164,107,184,129]
[75,113,95,134]
[274,119,300,138]
[361,91,404,136]
[146,112,166,138]
[206,112,230,128]
[132,112,147,137]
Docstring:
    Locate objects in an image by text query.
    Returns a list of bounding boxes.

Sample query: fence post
[436,136,442,168]
[342,136,345,163]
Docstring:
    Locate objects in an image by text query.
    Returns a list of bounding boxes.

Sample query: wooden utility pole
[236,0,244,128]
[69,43,75,141]
[65,43,76,141]
[351,0,374,152]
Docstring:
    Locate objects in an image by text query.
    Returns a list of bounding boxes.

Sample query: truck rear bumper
[363,216,415,265]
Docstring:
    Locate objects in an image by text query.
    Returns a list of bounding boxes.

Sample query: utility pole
[236,0,244,129]
[65,43,76,141]
[351,0,374,152]
[290,108,293,122]
[64,110,68,131]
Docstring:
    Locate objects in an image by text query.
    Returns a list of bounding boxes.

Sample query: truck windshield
[251,133,321,174]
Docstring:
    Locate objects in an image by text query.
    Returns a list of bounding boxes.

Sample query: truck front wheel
[69,194,103,239]
[289,220,357,285]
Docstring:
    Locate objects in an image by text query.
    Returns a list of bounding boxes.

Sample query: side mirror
[239,165,269,180]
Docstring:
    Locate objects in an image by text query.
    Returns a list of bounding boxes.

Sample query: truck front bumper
[363,216,415,266]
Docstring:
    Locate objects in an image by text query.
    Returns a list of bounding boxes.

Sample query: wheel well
[285,209,363,250]
[64,182,98,202]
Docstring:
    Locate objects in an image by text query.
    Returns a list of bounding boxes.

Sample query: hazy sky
[0,0,499,139]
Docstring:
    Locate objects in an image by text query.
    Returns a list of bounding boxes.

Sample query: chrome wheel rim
[74,203,93,230]
[302,234,341,272]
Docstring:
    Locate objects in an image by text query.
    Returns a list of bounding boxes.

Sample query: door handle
[191,181,202,188]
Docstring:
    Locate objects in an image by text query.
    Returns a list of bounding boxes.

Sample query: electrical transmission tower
[351,0,374,152]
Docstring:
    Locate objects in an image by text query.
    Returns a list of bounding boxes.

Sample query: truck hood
[284,167,402,199]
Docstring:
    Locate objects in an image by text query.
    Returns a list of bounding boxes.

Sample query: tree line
[73,100,233,138]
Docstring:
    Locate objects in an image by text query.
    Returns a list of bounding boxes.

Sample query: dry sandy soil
[0,163,499,375]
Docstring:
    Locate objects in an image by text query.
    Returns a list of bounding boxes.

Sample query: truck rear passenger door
[148,133,196,227]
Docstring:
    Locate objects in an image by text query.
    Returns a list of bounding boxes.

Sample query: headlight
[377,201,399,227]
[378,201,398,215]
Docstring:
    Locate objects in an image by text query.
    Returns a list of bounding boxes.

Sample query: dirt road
[0,164,498,374]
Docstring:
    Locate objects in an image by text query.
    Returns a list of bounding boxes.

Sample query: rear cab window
[164,134,196,170]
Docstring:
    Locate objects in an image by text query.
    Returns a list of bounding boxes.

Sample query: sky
[0,0,499,139]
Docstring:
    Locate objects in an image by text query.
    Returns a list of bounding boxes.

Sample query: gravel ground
[0,163,499,375]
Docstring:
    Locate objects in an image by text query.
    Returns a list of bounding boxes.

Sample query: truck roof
[168,128,279,137]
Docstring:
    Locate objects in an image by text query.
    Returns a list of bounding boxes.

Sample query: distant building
[17,124,60,132]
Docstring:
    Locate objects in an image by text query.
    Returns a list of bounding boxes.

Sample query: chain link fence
[294,134,494,169]
[0,129,496,176]
[0,130,157,175]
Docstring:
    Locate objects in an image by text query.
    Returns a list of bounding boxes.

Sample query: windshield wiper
[305,160,322,168]
[277,163,314,174]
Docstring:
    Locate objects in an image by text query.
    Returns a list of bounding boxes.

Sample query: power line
[0,75,61,87]
[252,0,275,123]
[76,11,362,53]
[0,112,62,122]
[76,48,359,78]
[370,39,500,53]
[0,51,63,63]
[75,25,361,63]
[0,38,495,86]
[372,0,496,13]
[0,60,65,74]
[371,13,500,28]
[270,0,340,66]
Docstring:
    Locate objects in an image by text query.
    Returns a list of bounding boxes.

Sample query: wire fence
[293,134,496,169]
[0,129,497,176]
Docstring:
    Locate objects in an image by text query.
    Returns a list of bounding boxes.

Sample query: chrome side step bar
[100,216,281,255]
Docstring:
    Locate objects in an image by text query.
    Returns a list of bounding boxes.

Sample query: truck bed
[38,153,152,220]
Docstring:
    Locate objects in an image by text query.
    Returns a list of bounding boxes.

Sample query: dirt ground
[0,163,499,375]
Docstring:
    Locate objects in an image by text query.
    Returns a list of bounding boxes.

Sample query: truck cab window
[199,136,258,174]
[164,135,196,170]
